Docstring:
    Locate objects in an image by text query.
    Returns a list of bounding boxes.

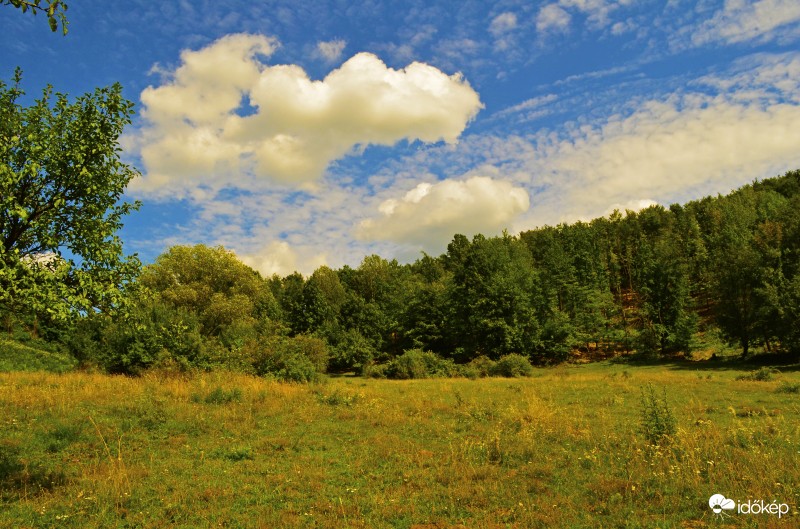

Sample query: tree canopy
[0,70,140,326]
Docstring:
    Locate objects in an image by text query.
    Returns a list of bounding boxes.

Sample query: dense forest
[7,170,800,379]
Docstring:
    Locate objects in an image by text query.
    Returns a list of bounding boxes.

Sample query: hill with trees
[4,169,800,378]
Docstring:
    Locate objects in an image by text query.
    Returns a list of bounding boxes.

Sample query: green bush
[88,301,209,375]
[361,363,387,379]
[639,383,677,445]
[250,335,328,383]
[488,353,534,377]
[457,365,481,380]
[327,328,376,372]
[386,349,428,379]
[467,355,496,378]
[384,349,458,379]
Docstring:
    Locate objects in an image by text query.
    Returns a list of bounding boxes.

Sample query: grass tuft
[736,367,780,381]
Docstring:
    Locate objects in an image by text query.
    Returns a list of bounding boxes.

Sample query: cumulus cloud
[237,240,328,277]
[357,176,530,253]
[131,33,483,196]
[316,39,346,62]
[690,0,800,47]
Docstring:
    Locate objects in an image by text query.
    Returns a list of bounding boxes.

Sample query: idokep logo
[709,494,735,519]
[709,493,790,519]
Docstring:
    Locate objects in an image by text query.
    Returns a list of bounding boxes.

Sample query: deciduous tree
[0,70,140,327]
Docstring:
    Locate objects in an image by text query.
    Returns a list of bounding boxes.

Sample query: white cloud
[316,39,346,62]
[404,53,800,232]
[537,4,572,33]
[131,33,483,196]
[560,0,633,28]
[691,0,800,47]
[599,199,659,218]
[357,176,530,253]
[237,240,328,277]
[527,83,800,222]
[695,52,800,103]
[490,12,518,36]
[535,0,634,35]
[494,94,559,122]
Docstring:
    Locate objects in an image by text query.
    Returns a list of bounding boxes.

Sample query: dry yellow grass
[1,363,798,528]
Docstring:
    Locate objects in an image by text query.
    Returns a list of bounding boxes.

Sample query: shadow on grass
[609,351,800,373]
[0,442,67,500]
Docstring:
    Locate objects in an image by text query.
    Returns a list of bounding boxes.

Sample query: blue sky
[3,0,800,276]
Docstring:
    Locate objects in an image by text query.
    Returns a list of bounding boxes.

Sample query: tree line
[8,169,791,379]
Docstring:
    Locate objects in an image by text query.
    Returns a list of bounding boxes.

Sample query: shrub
[284,334,329,373]
[249,335,327,383]
[327,328,376,372]
[639,383,677,445]
[94,301,207,375]
[386,349,428,379]
[457,365,480,380]
[420,351,460,377]
[775,381,800,393]
[489,353,534,378]
[361,363,387,379]
[385,349,458,379]
[467,355,496,378]
[276,354,320,383]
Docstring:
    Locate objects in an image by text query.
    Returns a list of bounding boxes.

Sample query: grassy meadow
[1,361,799,528]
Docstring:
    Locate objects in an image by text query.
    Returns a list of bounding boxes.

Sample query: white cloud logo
[709,494,736,517]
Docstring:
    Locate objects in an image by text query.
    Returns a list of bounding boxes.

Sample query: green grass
[0,338,77,373]
[0,363,798,528]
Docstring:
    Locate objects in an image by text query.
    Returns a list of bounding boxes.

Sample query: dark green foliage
[327,328,376,372]
[488,353,534,378]
[87,299,208,374]
[449,234,544,360]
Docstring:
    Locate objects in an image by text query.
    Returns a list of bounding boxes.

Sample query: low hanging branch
[2,0,69,34]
